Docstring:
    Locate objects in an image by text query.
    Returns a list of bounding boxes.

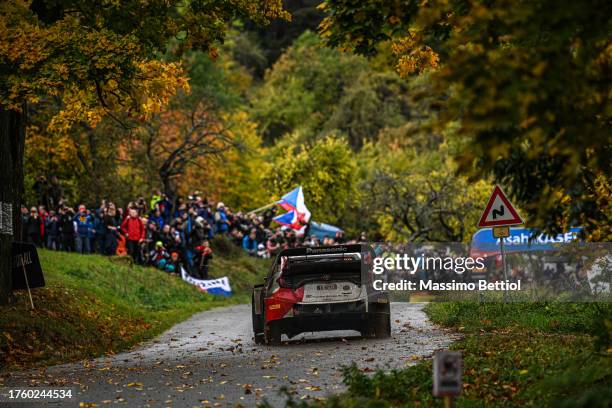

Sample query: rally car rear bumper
[267,296,390,338]
[270,311,389,336]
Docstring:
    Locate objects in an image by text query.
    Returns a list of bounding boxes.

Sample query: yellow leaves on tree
[48,88,105,134]
[2,1,259,139]
[1,5,189,130]
[392,30,440,77]
[25,123,81,175]
[47,60,189,133]
[239,0,292,24]
[134,60,191,120]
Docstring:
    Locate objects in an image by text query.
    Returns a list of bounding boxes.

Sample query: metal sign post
[493,226,510,302]
[499,237,508,303]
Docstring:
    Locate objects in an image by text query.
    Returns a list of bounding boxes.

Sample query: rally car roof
[277,244,371,258]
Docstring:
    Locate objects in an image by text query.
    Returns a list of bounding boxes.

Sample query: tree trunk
[0,104,26,305]
[160,171,176,203]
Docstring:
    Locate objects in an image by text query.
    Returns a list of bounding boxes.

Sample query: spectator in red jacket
[121,207,145,263]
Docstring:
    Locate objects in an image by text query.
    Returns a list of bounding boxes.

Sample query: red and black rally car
[252,244,391,344]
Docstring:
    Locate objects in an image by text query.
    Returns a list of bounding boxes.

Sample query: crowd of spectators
[21,180,360,280]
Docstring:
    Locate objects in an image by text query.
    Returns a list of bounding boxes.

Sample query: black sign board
[11,242,45,290]
[433,350,462,397]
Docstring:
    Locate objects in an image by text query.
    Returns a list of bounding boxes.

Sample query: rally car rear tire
[362,315,391,339]
[252,293,265,344]
[254,333,266,345]
[266,324,282,345]
[374,315,391,338]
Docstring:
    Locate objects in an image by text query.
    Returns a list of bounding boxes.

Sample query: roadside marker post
[433,350,462,407]
[477,185,524,302]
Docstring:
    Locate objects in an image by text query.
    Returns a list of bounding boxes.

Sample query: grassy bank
[289,302,612,407]
[0,247,269,371]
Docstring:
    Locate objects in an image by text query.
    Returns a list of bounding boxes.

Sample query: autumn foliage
[319,0,612,240]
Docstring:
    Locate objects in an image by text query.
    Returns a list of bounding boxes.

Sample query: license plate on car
[302,281,361,303]
[316,283,338,291]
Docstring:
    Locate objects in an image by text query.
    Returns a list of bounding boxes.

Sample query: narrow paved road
[2,303,456,407]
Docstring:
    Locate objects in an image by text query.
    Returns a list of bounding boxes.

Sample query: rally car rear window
[278,253,362,288]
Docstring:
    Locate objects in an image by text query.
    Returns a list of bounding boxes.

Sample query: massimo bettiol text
[371,254,522,292]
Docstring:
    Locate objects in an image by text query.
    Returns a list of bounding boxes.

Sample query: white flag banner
[180,267,232,296]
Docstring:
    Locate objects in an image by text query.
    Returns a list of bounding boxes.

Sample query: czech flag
[277,186,311,223]
[272,210,302,230]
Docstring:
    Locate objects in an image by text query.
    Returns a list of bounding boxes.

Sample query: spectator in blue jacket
[93,212,107,254]
[45,210,60,250]
[150,208,165,229]
[156,194,173,222]
[74,204,93,254]
[215,202,230,233]
[242,229,258,256]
